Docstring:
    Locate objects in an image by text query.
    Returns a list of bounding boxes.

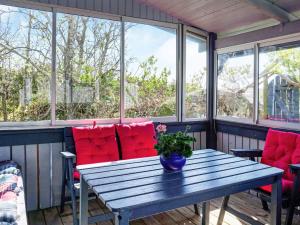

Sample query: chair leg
[260,198,269,211]
[70,187,78,225]
[217,195,230,225]
[285,203,295,225]
[60,159,67,213]
[194,204,200,216]
[60,179,66,213]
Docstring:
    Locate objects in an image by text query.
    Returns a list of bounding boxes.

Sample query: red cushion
[261,129,298,181]
[116,122,157,160]
[260,178,293,194]
[72,125,120,179]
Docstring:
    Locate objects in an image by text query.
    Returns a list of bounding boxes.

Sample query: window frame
[0,0,209,128]
[182,25,208,122]
[122,17,179,123]
[215,33,300,131]
[214,44,256,122]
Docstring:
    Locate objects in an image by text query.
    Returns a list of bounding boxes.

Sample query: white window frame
[182,25,208,122]
[121,17,179,123]
[214,44,256,123]
[0,0,209,128]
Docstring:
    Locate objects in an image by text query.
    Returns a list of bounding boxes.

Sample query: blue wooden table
[77,149,283,225]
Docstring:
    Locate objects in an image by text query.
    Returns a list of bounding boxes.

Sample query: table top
[78,149,283,213]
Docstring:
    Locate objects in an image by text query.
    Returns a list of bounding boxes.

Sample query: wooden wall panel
[12,146,26,178]
[0,146,10,161]
[200,131,206,149]
[22,0,179,23]
[217,132,222,151]
[39,144,51,209]
[51,143,64,206]
[235,135,242,149]
[228,134,235,153]
[250,138,258,149]
[26,145,38,211]
[216,132,266,163]
[193,132,201,150]
[242,137,250,149]
[222,133,229,153]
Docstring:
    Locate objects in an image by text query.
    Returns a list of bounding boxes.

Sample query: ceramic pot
[160,153,186,171]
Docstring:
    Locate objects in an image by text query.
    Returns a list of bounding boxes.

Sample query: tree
[125,56,176,117]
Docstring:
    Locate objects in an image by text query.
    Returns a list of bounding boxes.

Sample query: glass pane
[259,43,300,124]
[0,5,51,122]
[124,23,177,118]
[185,32,206,119]
[56,13,121,120]
[217,49,254,119]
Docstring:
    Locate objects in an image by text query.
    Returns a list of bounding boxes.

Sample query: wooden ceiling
[138,0,300,35]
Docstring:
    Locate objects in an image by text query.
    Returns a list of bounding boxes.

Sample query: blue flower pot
[160,153,186,171]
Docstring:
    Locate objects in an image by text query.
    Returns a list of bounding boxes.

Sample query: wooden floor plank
[28,210,46,225]
[28,192,300,225]
[43,207,64,225]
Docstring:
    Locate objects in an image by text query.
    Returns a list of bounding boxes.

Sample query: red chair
[60,124,119,225]
[230,129,300,225]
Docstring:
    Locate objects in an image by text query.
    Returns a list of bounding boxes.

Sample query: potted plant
[155,124,195,171]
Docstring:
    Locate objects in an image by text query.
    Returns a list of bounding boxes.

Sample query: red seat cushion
[72,125,120,179]
[260,178,294,194]
[116,121,157,160]
[259,129,300,193]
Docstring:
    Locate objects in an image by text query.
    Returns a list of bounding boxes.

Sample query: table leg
[79,175,89,225]
[201,201,210,225]
[271,176,282,225]
[217,195,230,225]
[114,211,130,225]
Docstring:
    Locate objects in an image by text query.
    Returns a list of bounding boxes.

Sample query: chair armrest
[230,149,263,158]
[61,151,76,159]
[290,164,300,175]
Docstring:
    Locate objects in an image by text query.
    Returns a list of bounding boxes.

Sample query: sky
[125,22,207,83]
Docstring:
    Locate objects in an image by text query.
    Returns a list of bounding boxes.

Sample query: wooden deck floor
[28,192,300,225]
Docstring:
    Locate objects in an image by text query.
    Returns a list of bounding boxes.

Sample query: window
[259,42,300,125]
[0,5,51,122]
[56,13,121,120]
[217,49,254,119]
[124,22,177,119]
[0,3,208,126]
[184,32,207,119]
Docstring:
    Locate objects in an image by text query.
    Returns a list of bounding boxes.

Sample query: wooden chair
[217,129,300,225]
[60,127,116,225]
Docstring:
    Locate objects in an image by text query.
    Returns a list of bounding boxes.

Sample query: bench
[0,161,27,225]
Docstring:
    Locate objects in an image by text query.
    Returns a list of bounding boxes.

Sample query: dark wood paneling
[216,20,300,49]
[0,128,64,147]
[215,119,300,140]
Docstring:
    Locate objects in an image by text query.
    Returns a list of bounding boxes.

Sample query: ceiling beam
[245,0,298,23]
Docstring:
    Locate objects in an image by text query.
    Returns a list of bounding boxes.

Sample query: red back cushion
[261,129,298,181]
[72,124,120,168]
[115,121,157,160]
